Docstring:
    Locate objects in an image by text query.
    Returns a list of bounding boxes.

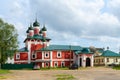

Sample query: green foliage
[0,18,18,63]
[56,74,75,80]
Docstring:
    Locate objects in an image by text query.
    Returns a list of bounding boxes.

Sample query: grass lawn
[0,70,10,79]
[113,66,120,70]
[0,69,10,74]
[40,67,69,70]
[56,74,75,80]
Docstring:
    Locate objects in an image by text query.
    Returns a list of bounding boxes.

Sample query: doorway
[86,57,91,67]
[79,58,82,67]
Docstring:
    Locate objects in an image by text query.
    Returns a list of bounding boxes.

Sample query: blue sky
[0,0,120,52]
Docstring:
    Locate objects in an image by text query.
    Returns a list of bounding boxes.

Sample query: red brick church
[14,19,94,68]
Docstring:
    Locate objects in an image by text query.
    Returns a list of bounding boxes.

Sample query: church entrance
[79,58,82,67]
[86,57,91,67]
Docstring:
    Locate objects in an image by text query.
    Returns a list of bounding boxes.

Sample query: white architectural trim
[52,59,74,61]
[82,55,86,67]
[42,63,44,67]
[50,51,53,67]
[14,60,28,63]
[42,51,44,60]
[91,55,94,67]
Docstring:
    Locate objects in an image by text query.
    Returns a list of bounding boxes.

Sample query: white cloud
[0,0,120,52]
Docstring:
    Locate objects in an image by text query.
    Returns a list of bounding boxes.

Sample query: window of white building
[57,51,61,58]
[16,53,20,59]
[61,61,65,67]
[45,51,49,58]
[54,62,58,67]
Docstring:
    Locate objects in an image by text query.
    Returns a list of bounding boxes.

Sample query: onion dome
[42,25,47,31]
[26,27,29,33]
[29,24,34,30]
[33,19,40,27]
[39,30,42,34]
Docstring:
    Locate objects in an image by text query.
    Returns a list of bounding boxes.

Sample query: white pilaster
[91,55,94,67]
[42,51,44,60]
[42,63,44,67]
[27,41,31,64]
[42,51,44,67]
[82,55,86,67]
[50,51,53,67]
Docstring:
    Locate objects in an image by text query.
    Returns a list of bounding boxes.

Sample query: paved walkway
[1,67,120,80]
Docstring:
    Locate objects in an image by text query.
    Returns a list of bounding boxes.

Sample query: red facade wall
[14,52,28,61]
[52,51,73,59]
[36,51,42,59]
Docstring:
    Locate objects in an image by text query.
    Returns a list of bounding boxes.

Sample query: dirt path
[1,67,120,80]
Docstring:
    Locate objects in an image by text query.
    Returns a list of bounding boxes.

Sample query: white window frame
[32,53,36,59]
[61,61,65,67]
[16,53,20,59]
[45,51,49,58]
[57,51,61,58]
[54,62,58,67]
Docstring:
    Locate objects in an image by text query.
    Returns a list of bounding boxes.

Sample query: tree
[89,46,96,53]
[0,18,18,64]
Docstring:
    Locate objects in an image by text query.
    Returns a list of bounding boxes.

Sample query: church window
[57,51,61,58]
[32,53,36,59]
[16,53,20,59]
[61,61,65,67]
[54,62,58,67]
[45,51,49,58]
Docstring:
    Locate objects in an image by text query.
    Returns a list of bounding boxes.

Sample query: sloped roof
[75,47,93,54]
[24,35,51,42]
[18,47,28,52]
[101,50,120,57]
[40,45,82,51]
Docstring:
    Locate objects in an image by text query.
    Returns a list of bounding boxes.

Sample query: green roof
[24,34,51,42]
[101,50,120,57]
[18,47,28,52]
[75,48,93,54]
[40,45,82,51]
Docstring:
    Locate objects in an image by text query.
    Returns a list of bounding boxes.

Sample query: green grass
[0,69,10,74]
[113,66,120,70]
[40,67,69,70]
[0,76,7,79]
[56,74,75,80]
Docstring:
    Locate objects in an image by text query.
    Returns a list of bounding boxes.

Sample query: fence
[1,63,34,69]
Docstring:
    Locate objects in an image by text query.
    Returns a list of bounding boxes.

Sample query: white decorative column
[50,51,53,67]
[42,51,44,67]
[27,41,31,64]
[82,55,86,67]
[91,55,94,67]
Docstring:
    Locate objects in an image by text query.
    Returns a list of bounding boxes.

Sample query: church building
[14,19,94,68]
